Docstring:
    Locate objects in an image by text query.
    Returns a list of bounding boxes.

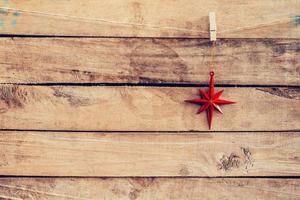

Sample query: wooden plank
[0,0,299,38]
[0,85,299,131]
[0,131,299,176]
[0,38,299,85]
[0,178,299,200]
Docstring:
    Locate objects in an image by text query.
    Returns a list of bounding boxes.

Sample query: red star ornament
[185,71,235,129]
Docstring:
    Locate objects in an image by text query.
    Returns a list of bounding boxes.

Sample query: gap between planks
[0,83,298,88]
[1,35,300,39]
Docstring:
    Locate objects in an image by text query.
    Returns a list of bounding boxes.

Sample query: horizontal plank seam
[1,34,300,40]
[0,129,299,133]
[0,176,300,179]
[0,83,299,88]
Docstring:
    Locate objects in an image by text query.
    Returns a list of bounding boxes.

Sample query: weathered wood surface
[0,178,299,200]
[0,131,299,176]
[0,38,299,85]
[0,0,299,38]
[0,85,299,131]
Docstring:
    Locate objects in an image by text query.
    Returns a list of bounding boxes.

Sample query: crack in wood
[257,88,300,100]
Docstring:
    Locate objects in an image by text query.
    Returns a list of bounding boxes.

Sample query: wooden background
[0,0,299,199]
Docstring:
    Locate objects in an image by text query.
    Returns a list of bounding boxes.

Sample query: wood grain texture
[0,131,299,176]
[0,85,299,131]
[0,38,299,85]
[0,0,299,38]
[0,178,299,200]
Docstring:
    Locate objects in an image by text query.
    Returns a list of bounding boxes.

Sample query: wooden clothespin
[209,12,217,41]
